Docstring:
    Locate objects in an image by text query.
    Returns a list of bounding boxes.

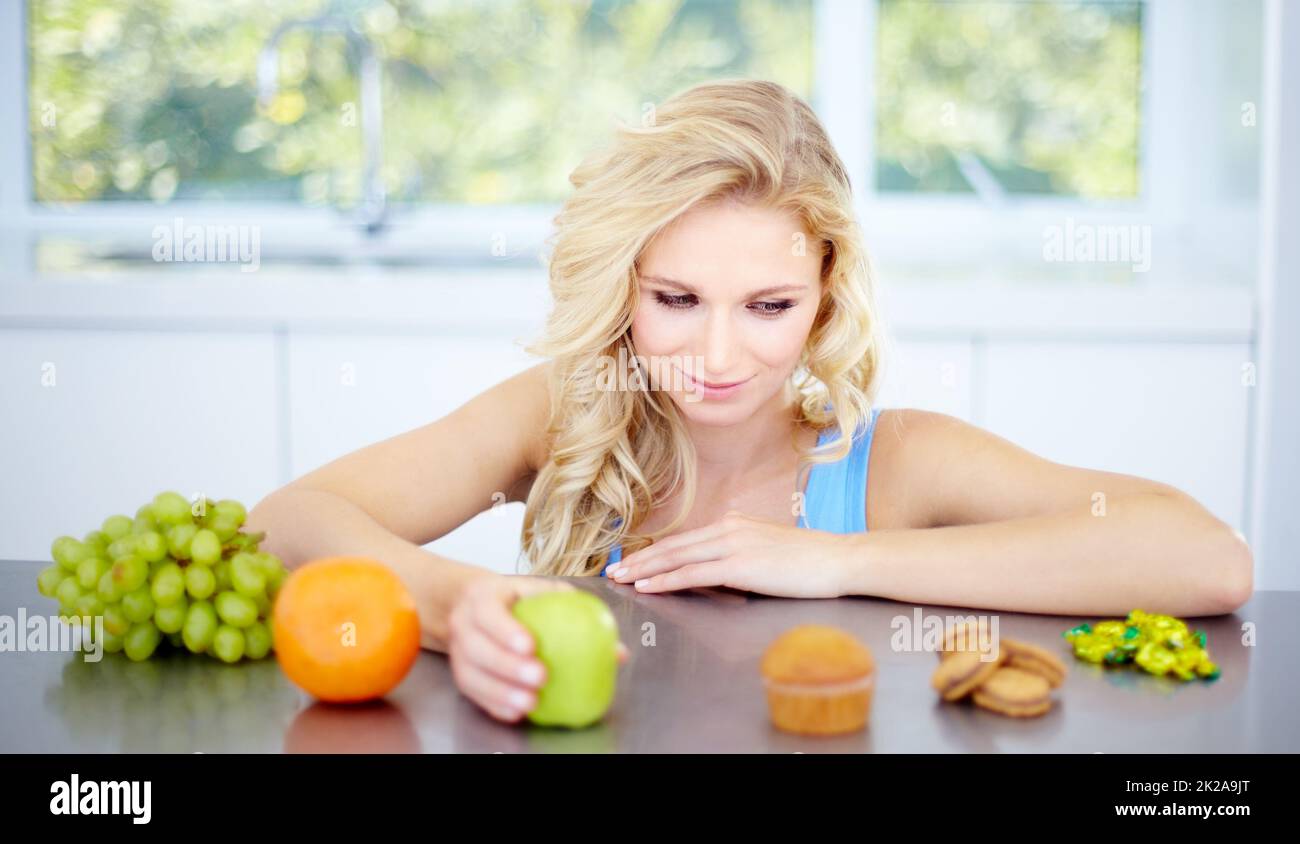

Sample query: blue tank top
[600,407,882,575]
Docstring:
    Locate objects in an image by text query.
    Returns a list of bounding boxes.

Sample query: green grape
[152,491,192,527]
[56,577,83,609]
[166,523,198,559]
[82,530,109,554]
[243,621,272,660]
[151,564,185,607]
[215,591,257,628]
[51,536,89,572]
[185,565,216,600]
[124,621,162,661]
[182,600,218,653]
[131,513,158,535]
[253,551,283,577]
[73,593,103,620]
[106,536,137,562]
[155,597,188,634]
[190,529,221,566]
[111,556,148,593]
[213,499,248,526]
[134,531,167,563]
[102,631,126,654]
[96,569,124,604]
[230,554,266,599]
[102,603,130,636]
[76,556,109,590]
[212,625,245,663]
[266,566,287,599]
[207,514,240,543]
[121,587,155,623]
[135,502,156,521]
[254,593,272,618]
[149,555,173,578]
[37,565,64,597]
[213,559,232,593]
[101,515,133,541]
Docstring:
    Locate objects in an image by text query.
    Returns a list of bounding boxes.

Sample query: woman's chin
[669,392,760,427]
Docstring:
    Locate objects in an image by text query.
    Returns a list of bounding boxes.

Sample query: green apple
[511,590,619,728]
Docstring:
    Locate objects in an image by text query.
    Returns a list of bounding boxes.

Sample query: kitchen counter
[1,559,1293,753]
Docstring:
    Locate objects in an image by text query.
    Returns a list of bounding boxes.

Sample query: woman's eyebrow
[639,275,809,298]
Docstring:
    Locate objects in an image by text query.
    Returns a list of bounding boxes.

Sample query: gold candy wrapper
[1063,609,1220,681]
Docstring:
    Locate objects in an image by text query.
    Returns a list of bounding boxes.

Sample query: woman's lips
[677,369,752,399]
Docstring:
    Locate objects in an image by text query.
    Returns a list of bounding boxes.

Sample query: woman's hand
[447,575,629,724]
[605,511,852,599]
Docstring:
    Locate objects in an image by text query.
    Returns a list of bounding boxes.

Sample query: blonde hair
[520,78,885,577]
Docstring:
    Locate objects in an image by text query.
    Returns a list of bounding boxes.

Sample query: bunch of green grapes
[37,491,286,663]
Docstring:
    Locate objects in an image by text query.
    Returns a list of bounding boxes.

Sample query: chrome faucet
[257,15,387,235]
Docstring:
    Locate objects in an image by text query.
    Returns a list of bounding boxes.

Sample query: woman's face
[630,199,824,428]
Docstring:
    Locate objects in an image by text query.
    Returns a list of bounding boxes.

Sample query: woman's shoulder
[862,407,973,531]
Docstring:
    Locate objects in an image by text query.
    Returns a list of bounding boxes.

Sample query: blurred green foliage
[876,0,1142,197]
[28,0,813,204]
[28,0,1142,205]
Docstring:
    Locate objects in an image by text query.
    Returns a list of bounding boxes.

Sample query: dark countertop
[1,559,1295,753]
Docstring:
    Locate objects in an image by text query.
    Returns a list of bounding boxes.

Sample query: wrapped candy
[1063,609,1219,681]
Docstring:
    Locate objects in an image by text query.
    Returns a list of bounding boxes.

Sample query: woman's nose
[700,311,738,376]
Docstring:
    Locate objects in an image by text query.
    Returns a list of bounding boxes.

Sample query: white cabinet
[981,341,1251,530]
[0,326,1254,570]
[0,329,281,561]
[286,331,540,574]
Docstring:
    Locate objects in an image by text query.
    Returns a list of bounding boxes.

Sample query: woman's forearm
[245,486,495,653]
[837,492,1254,617]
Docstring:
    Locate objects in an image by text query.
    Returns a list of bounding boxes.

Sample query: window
[27,0,813,206]
[10,0,1260,286]
[874,0,1143,199]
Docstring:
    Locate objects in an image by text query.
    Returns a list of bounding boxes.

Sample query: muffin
[760,625,876,736]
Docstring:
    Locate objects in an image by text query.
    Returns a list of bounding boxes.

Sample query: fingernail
[512,634,531,654]
[519,662,544,685]
[510,690,533,710]
[606,566,622,578]
[635,579,649,589]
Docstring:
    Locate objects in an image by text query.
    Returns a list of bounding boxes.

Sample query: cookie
[1002,638,1068,688]
[971,667,1053,718]
[938,620,996,661]
[930,648,1005,701]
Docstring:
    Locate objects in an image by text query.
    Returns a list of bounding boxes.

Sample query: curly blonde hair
[520,78,886,576]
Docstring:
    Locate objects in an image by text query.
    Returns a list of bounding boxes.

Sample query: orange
[272,556,421,703]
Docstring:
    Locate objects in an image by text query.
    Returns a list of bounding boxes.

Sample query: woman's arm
[841,410,1254,616]
[245,487,488,652]
[245,361,553,652]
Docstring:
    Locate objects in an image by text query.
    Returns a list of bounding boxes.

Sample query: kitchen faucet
[257,15,387,235]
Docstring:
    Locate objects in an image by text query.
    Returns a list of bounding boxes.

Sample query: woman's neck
[681,390,809,490]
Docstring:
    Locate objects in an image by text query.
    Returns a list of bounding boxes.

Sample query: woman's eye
[650,292,793,315]
[653,292,697,309]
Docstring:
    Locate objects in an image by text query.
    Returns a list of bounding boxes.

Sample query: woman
[247,79,1252,724]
